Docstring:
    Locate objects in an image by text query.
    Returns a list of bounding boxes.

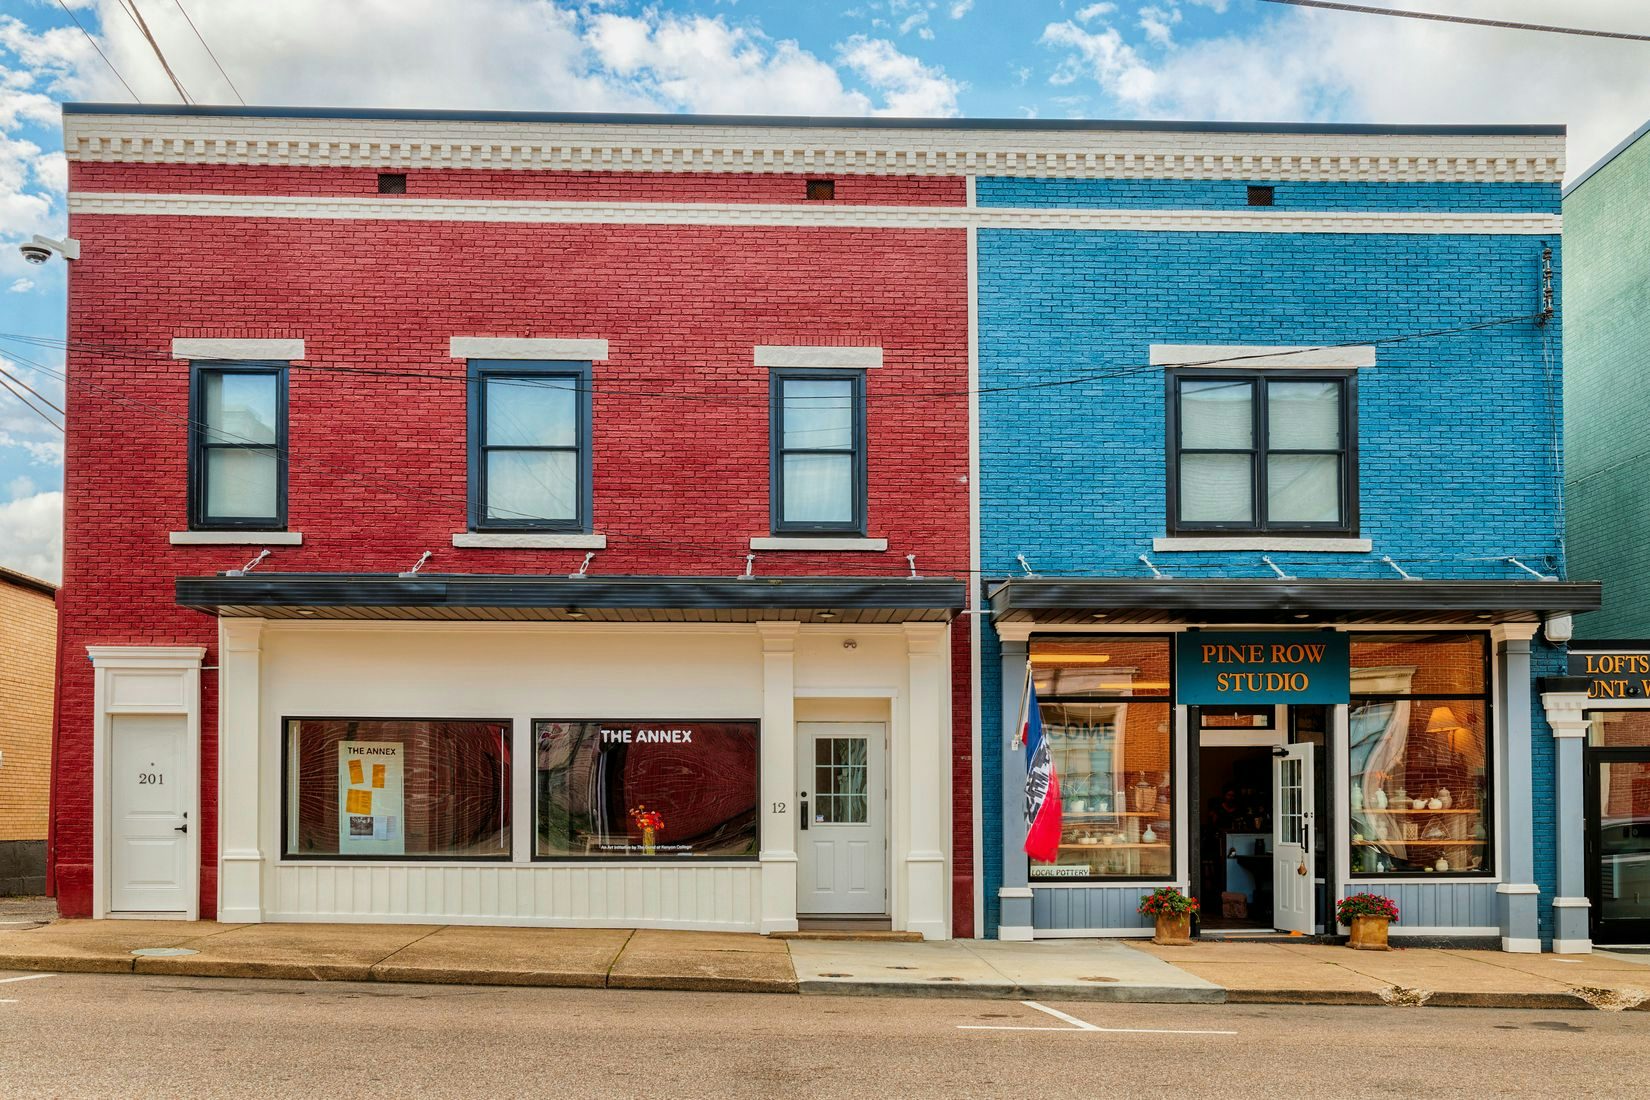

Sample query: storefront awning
[177,573,966,623]
[986,577,1601,627]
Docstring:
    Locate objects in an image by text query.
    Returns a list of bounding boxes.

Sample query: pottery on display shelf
[1374,788,1389,809]
[1435,856,1451,873]
[1396,788,1409,805]
[1439,788,1453,809]
[1427,798,1444,810]
[1411,798,1427,811]
[1143,826,1157,843]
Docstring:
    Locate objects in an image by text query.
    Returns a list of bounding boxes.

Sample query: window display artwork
[285,719,512,860]
[535,720,759,860]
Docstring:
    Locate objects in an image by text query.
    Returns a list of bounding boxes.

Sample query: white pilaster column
[1493,624,1540,952]
[903,622,950,940]
[756,622,800,935]
[1543,689,1593,953]
[217,618,265,923]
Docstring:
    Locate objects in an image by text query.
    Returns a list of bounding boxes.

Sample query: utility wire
[1256,0,1650,42]
[0,314,1543,408]
[0,342,1563,578]
[171,0,245,105]
[0,374,65,433]
[0,365,66,416]
[55,0,140,101]
[117,0,194,104]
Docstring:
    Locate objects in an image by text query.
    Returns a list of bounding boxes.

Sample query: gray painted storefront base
[0,840,46,896]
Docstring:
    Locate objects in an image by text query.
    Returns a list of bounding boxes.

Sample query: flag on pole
[1020,672,1062,863]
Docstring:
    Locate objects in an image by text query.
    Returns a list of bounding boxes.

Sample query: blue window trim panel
[974,178,1560,214]
[466,359,594,533]
[187,359,289,531]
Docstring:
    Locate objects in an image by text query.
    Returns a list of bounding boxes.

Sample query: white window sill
[170,531,302,546]
[749,536,888,551]
[1152,536,1372,553]
[452,532,608,549]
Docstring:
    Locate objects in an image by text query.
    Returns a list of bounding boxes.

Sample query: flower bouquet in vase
[629,805,665,855]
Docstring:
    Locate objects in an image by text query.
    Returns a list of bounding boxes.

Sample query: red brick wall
[70,163,967,206]
[56,175,973,929]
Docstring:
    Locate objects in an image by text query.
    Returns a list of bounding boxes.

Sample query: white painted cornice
[62,112,1564,183]
[67,193,1563,236]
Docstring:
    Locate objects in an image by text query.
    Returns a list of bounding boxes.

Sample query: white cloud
[6,474,34,499]
[0,488,61,583]
[948,0,973,18]
[1074,3,1117,22]
[6,278,33,293]
[838,35,962,117]
[1138,5,1181,49]
[1040,0,1650,179]
[0,431,64,465]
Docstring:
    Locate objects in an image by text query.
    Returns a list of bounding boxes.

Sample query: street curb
[797,979,1225,1003]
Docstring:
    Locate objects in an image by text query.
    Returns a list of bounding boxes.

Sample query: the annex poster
[338,741,405,856]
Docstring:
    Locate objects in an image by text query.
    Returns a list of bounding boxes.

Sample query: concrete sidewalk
[1,916,1647,1010]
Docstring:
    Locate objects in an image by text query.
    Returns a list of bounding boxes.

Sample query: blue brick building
[970,122,1599,953]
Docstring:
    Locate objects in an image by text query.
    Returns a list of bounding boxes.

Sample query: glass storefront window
[284,719,511,860]
[1590,710,1650,747]
[1029,637,1173,881]
[534,720,759,860]
[1347,633,1492,877]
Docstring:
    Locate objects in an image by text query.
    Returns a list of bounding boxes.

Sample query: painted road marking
[959,1000,1237,1036]
[0,974,55,985]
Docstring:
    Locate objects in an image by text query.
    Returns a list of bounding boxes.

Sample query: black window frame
[769,368,868,536]
[467,359,593,533]
[188,360,289,531]
[1165,368,1358,537]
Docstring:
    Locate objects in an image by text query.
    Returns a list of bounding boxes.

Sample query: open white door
[1273,742,1315,934]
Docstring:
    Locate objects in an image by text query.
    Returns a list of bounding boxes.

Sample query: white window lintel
[450,337,608,361]
[452,532,608,549]
[172,338,304,361]
[750,536,888,551]
[1149,344,1375,370]
[1152,536,1372,553]
[754,345,883,369]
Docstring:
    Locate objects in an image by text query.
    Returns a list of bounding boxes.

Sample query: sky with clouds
[3,0,1650,583]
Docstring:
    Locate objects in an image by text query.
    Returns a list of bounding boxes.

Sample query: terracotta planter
[1153,912,1192,945]
[1347,914,1392,951]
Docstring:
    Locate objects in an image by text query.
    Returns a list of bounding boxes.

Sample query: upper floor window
[1167,370,1356,535]
[770,369,867,535]
[468,360,591,531]
[190,362,287,529]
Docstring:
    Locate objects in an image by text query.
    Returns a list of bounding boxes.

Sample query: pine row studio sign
[1175,632,1351,706]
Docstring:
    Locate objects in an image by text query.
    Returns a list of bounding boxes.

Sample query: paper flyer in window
[339,741,405,856]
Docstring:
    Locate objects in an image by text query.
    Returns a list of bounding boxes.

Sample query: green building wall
[1564,124,1650,637]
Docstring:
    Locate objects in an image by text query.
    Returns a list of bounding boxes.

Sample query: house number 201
[138,773,164,785]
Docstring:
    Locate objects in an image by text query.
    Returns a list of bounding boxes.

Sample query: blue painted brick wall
[976,178,1559,213]
[977,177,1565,936]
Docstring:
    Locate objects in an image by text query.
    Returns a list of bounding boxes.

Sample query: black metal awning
[986,577,1601,627]
[177,573,965,623]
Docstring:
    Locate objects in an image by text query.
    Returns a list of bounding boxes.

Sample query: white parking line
[0,973,55,985]
[958,1000,1237,1036]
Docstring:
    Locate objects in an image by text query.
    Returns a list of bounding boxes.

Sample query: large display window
[1347,633,1493,877]
[534,720,760,860]
[1028,637,1174,881]
[284,718,512,860]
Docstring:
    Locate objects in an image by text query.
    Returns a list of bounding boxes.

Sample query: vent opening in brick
[378,173,408,195]
[806,179,836,201]
[1247,185,1275,207]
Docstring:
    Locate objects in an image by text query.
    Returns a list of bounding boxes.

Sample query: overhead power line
[171,0,245,105]
[117,0,194,104]
[0,374,64,433]
[1257,0,1650,42]
[55,0,140,101]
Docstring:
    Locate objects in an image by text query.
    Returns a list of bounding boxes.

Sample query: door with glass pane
[1273,743,1314,934]
[796,723,887,915]
[1586,749,1650,945]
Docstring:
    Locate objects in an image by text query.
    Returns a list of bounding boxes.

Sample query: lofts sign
[1175,631,1350,706]
[1567,651,1650,700]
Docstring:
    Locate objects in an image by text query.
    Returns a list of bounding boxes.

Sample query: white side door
[796,722,887,916]
[1273,742,1315,934]
[110,714,190,913]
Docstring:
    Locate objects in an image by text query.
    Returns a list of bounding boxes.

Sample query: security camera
[18,235,80,265]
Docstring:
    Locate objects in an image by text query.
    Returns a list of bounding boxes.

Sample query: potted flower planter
[1153,912,1193,945]
[1336,892,1400,951]
[1138,887,1198,946]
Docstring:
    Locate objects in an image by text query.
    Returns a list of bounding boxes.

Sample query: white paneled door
[796,722,887,916]
[110,714,190,913]
[1273,742,1315,935]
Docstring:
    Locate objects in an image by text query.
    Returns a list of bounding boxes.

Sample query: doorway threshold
[1198,929,1324,942]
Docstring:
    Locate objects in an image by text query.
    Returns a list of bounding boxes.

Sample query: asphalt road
[0,970,1646,1099]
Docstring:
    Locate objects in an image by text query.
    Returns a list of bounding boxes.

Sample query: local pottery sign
[1175,631,1350,706]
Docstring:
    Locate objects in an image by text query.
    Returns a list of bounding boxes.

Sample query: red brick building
[55,105,973,937]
